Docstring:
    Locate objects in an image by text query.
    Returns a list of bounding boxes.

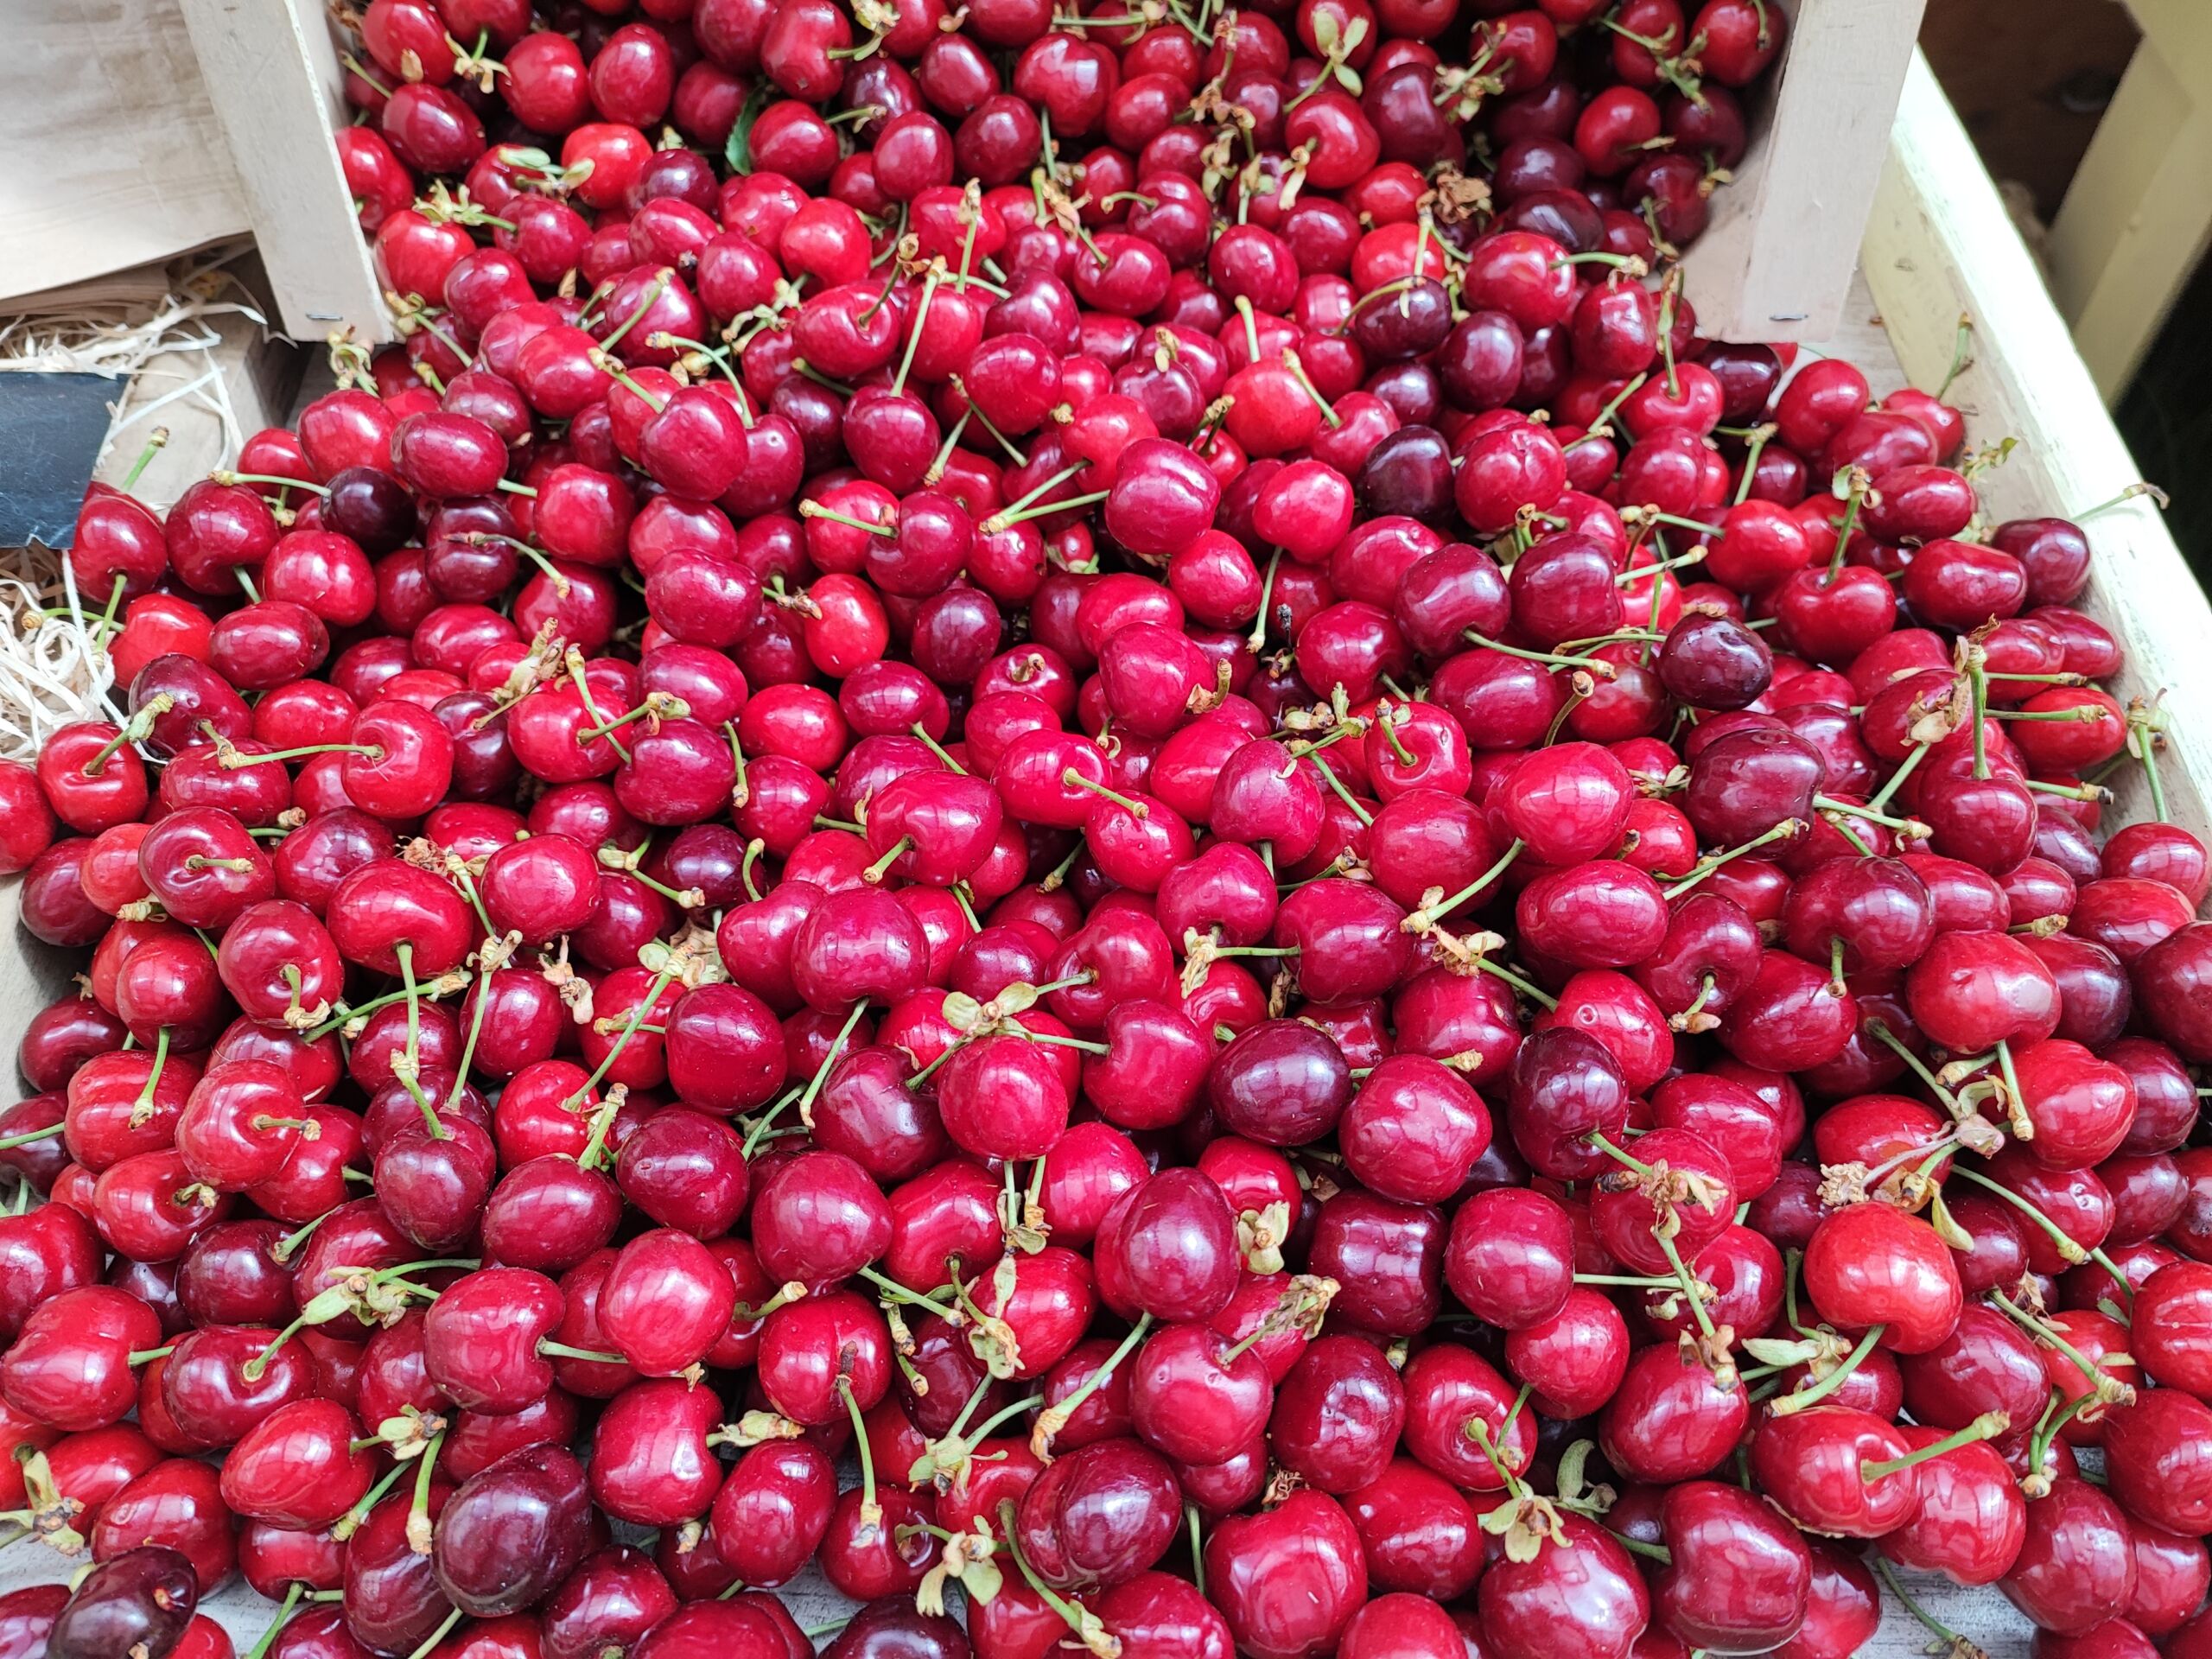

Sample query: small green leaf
[726,79,772,175]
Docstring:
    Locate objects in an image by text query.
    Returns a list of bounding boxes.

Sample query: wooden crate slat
[2045,0,2212,400]
[1678,0,1929,343]
[175,0,392,346]
[1864,51,2212,850]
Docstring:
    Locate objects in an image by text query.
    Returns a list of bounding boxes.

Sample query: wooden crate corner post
[1680,0,1929,343]
[175,0,393,349]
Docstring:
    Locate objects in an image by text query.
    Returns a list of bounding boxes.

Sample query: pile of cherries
[3,0,2212,1655]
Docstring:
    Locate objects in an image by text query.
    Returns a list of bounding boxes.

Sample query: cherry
[220,1398,374,1530]
[1653,1479,1811,1652]
[2,1285,164,1432]
[2005,1478,2139,1636]
[1204,1491,1368,1659]
[1478,1513,1649,1659]
[1802,1202,1963,1354]
[1877,1427,2026,1588]
[44,1546,198,1659]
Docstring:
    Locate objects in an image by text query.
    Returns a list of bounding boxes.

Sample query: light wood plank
[1680,0,1928,343]
[0,0,251,302]
[175,0,393,346]
[2044,22,2212,399]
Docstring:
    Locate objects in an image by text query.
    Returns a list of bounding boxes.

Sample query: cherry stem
[862,836,914,884]
[1864,741,1929,813]
[997,486,1111,531]
[1662,819,1801,899]
[1813,795,1924,836]
[856,1265,953,1314]
[904,1039,964,1092]
[799,499,895,537]
[393,944,444,1137]
[89,571,130,642]
[1412,837,1524,924]
[998,1499,1118,1656]
[1655,278,1681,397]
[1060,767,1148,817]
[1767,1325,1885,1416]
[131,1027,171,1116]
[1821,474,1868,582]
[963,1390,1047,1446]
[213,471,330,498]
[445,957,500,1114]
[406,1609,465,1659]
[581,698,679,742]
[910,723,967,774]
[725,723,751,812]
[1374,708,1416,766]
[1247,549,1283,650]
[1671,975,1718,1032]
[978,463,1090,533]
[118,427,169,492]
[1653,1225,1722,1349]
[1281,350,1340,427]
[333,1459,410,1543]
[924,409,973,486]
[2024,778,2107,802]
[1614,543,1707,583]
[1573,375,1648,446]
[1462,1416,1527,1497]
[1033,1315,1152,1456]
[649,332,752,409]
[2028,1386,2094,1483]
[594,356,668,416]
[599,270,672,352]
[2071,480,2169,520]
[1497,1380,1535,1442]
[564,656,632,763]
[949,378,1031,467]
[889,270,938,399]
[459,531,573,595]
[745,999,869,1157]
[1872,1556,1973,1653]
[1472,955,1558,1010]
[1305,749,1374,828]
[1610,1530,1673,1563]
[1022,1031,1111,1056]
[240,1582,304,1659]
[1933,312,1975,400]
[1732,424,1777,505]
[537,1339,627,1364]
[1955,1168,2128,1294]
[836,1376,880,1521]
[567,958,681,1124]
[1859,1410,2008,1481]
[1232,294,1263,362]
[1861,1020,1963,1116]
[1586,1131,1654,1178]
[1462,630,1616,677]
[0,1122,63,1151]
[80,697,168,776]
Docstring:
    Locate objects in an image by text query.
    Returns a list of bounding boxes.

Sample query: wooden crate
[0,47,2203,1659]
[177,0,1923,351]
